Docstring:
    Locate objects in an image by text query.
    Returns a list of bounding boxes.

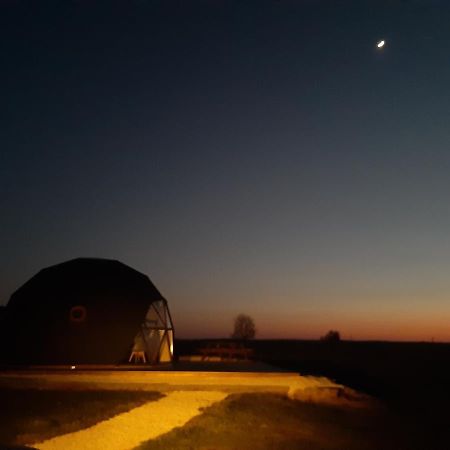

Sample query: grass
[0,388,164,448]
[136,392,408,450]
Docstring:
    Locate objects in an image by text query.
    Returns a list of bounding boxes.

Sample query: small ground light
[70,365,76,370]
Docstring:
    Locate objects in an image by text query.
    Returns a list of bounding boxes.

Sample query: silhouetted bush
[321,330,341,343]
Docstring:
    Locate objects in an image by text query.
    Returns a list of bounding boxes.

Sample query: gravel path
[33,390,228,450]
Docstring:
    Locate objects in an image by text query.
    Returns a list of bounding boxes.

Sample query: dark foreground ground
[0,389,163,448]
[2,339,449,449]
[177,339,450,449]
[0,388,404,450]
[137,392,405,450]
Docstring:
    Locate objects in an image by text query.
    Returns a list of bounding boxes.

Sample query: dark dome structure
[2,258,174,365]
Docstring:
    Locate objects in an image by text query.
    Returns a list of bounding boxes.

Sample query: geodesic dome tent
[1,258,174,365]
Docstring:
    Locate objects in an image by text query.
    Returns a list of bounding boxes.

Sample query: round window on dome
[69,305,87,323]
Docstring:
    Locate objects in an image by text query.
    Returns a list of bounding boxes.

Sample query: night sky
[2,0,450,341]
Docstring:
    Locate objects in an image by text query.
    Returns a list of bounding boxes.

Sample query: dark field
[176,339,450,449]
[0,389,163,448]
[137,392,405,450]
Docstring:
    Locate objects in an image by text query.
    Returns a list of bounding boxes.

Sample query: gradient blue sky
[2,0,450,340]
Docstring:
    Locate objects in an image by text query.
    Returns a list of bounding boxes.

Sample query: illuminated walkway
[33,390,228,450]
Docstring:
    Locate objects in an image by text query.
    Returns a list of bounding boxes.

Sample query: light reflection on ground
[33,391,227,450]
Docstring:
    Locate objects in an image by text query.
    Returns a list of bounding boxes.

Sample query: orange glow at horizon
[174,304,450,342]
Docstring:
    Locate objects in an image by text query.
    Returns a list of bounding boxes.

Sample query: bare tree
[231,314,256,340]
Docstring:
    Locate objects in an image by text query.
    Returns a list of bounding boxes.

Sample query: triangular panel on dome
[130,299,174,364]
